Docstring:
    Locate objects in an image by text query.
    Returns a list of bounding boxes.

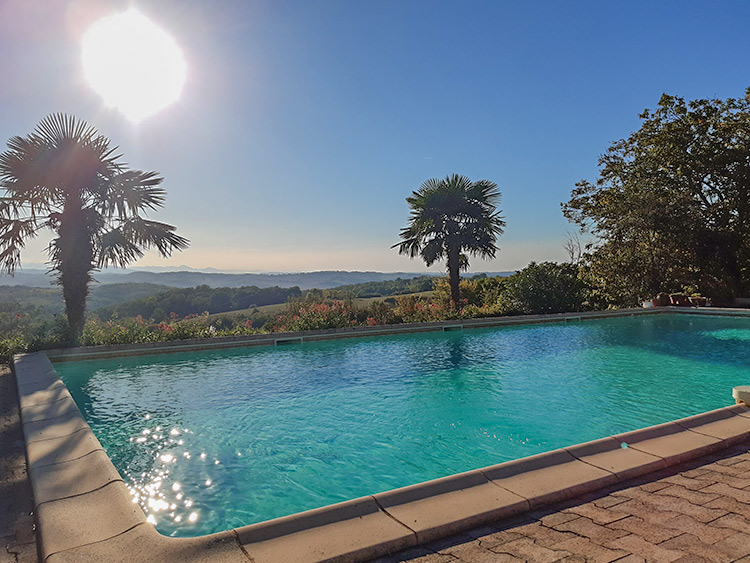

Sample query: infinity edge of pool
[14,307,750,563]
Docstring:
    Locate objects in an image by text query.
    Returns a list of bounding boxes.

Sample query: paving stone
[698,462,750,477]
[488,537,571,563]
[610,556,646,563]
[551,515,629,543]
[551,536,628,562]
[442,542,518,563]
[506,521,577,548]
[670,555,711,563]
[613,488,728,523]
[659,514,736,544]
[538,511,579,527]
[709,513,750,535]
[680,467,713,479]
[655,484,722,505]
[688,470,750,490]
[660,474,717,491]
[715,456,747,467]
[592,495,630,509]
[703,495,750,519]
[425,533,478,554]
[470,530,525,549]
[370,547,459,563]
[711,531,750,559]
[659,532,750,562]
[608,515,683,543]
[604,498,683,524]
[701,482,750,504]
[563,501,629,525]
[604,534,684,562]
[637,481,673,493]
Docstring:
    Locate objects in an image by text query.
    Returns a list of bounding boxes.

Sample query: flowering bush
[267,300,357,332]
[393,295,457,323]
[80,313,259,346]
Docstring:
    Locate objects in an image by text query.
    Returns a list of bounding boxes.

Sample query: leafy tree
[432,275,508,307]
[393,174,505,306]
[563,89,750,303]
[499,261,588,315]
[0,114,189,341]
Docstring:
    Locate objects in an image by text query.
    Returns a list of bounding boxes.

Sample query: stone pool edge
[13,307,750,562]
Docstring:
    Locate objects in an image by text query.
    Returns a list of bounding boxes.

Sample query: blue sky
[2,0,750,273]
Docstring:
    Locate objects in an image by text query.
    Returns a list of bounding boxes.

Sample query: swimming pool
[54,312,750,537]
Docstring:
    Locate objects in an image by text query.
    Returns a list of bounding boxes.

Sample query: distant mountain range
[0,269,515,290]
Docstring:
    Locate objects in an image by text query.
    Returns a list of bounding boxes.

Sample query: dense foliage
[564,89,750,305]
[498,262,588,315]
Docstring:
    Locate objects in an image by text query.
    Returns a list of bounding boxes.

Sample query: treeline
[94,285,303,321]
[93,276,440,321]
[321,276,435,298]
[0,283,172,318]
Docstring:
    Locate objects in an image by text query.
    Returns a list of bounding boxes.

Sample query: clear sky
[2,0,750,274]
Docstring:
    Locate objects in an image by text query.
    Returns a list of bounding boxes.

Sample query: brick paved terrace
[1,366,37,563]
[373,443,750,563]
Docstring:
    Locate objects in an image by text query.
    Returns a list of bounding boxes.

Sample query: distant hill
[93,285,302,321]
[0,283,173,316]
[1,269,514,290]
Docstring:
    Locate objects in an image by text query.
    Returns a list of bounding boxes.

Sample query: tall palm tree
[0,114,189,342]
[393,174,505,306]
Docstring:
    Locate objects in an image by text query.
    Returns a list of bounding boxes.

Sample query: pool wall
[14,308,750,562]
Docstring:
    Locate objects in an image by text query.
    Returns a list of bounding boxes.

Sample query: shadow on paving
[1,366,38,563]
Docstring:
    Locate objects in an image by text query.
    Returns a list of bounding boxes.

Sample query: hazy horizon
[12,262,516,276]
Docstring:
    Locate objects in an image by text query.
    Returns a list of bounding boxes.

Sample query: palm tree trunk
[447,247,461,308]
[58,201,93,344]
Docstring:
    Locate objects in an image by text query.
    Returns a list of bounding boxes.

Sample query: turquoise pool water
[56,313,750,537]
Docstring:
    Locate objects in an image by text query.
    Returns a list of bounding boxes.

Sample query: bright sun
[82,9,187,123]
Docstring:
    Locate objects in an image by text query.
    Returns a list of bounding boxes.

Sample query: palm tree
[393,174,505,306]
[0,114,189,342]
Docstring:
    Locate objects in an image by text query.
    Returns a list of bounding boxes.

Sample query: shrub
[498,262,588,315]
[267,300,357,332]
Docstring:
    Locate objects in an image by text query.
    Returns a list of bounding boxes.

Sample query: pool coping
[13,307,750,562]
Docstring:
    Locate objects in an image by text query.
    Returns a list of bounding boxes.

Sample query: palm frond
[0,216,41,272]
[98,217,189,268]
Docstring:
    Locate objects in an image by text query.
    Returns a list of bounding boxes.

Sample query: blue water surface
[55,313,750,536]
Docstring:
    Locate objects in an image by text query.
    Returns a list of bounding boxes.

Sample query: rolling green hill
[0,283,172,316]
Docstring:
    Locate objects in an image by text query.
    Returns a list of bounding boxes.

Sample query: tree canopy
[563,89,750,304]
[393,174,505,306]
[0,114,188,340]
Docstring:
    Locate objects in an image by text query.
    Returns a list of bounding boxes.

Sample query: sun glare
[82,9,187,123]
